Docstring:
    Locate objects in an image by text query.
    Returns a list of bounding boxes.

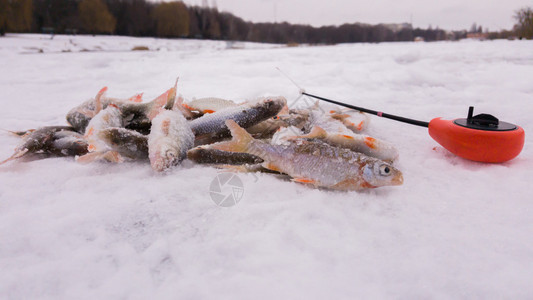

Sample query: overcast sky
[184,0,532,31]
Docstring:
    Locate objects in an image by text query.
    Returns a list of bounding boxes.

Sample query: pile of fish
[1,81,403,191]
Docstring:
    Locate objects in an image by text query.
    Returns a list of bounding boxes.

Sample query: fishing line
[276,67,429,127]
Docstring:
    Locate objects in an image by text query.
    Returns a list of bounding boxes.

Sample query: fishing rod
[300,90,524,163]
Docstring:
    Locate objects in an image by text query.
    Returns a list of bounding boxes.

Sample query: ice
[0,34,532,298]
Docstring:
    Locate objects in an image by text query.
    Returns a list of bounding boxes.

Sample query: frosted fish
[211,120,403,191]
[66,84,176,134]
[189,96,287,138]
[148,106,195,172]
[0,126,88,164]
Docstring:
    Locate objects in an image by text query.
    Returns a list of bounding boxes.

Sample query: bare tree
[152,1,189,37]
[79,0,116,34]
[514,7,533,39]
[0,0,10,35]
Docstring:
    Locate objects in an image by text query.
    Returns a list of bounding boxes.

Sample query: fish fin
[94,87,108,114]
[164,78,178,110]
[76,151,124,164]
[340,134,355,140]
[173,96,195,119]
[364,137,377,149]
[292,177,316,184]
[262,162,283,173]
[85,127,95,139]
[1,129,35,138]
[0,148,29,165]
[202,109,215,114]
[128,93,143,103]
[278,104,289,115]
[330,113,351,120]
[210,120,253,153]
[182,102,195,111]
[331,178,374,190]
[77,108,96,118]
[148,89,171,114]
[102,151,125,163]
[76,151,103,164]
[216,165,252,173]
[356,121,364,131]
[147,82,177,120]
[288,126,327,140]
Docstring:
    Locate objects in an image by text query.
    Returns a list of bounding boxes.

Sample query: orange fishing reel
[428,107,524,163]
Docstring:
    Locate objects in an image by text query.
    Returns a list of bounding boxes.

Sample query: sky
[184,0,532,31]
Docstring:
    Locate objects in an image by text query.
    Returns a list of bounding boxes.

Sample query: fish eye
[165,150,176,159]
[379,165,391,176]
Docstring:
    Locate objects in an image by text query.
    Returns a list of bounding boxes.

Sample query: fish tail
[278,104,289,115]
[76,150,124,164]
[0,148,29,165]
[94,86,108,114]
[288,125,327,140]
[211,120,253,153]
[1,128,35,138]
[147,80,178,120]
[128,93,143,103]
[173,95,195,119]
[165,78,178,110]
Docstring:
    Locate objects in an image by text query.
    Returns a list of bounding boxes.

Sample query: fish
[0,126,88,165]
[66,84,176,134]
[187,146,263,165]
[189,96,287,138]
[210,120,403,191]
[148,108,195,172]
[96,128,149,160]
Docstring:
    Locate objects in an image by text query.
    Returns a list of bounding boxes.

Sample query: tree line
[1,0,532,42]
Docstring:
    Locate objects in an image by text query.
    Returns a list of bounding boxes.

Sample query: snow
[1,34,532,299]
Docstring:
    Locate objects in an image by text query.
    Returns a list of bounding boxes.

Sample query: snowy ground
[0,34,532,299]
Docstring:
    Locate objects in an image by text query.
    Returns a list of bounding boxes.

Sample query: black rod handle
[302,92,429,128]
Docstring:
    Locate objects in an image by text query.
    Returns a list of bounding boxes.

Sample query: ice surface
[1,34,532,299]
